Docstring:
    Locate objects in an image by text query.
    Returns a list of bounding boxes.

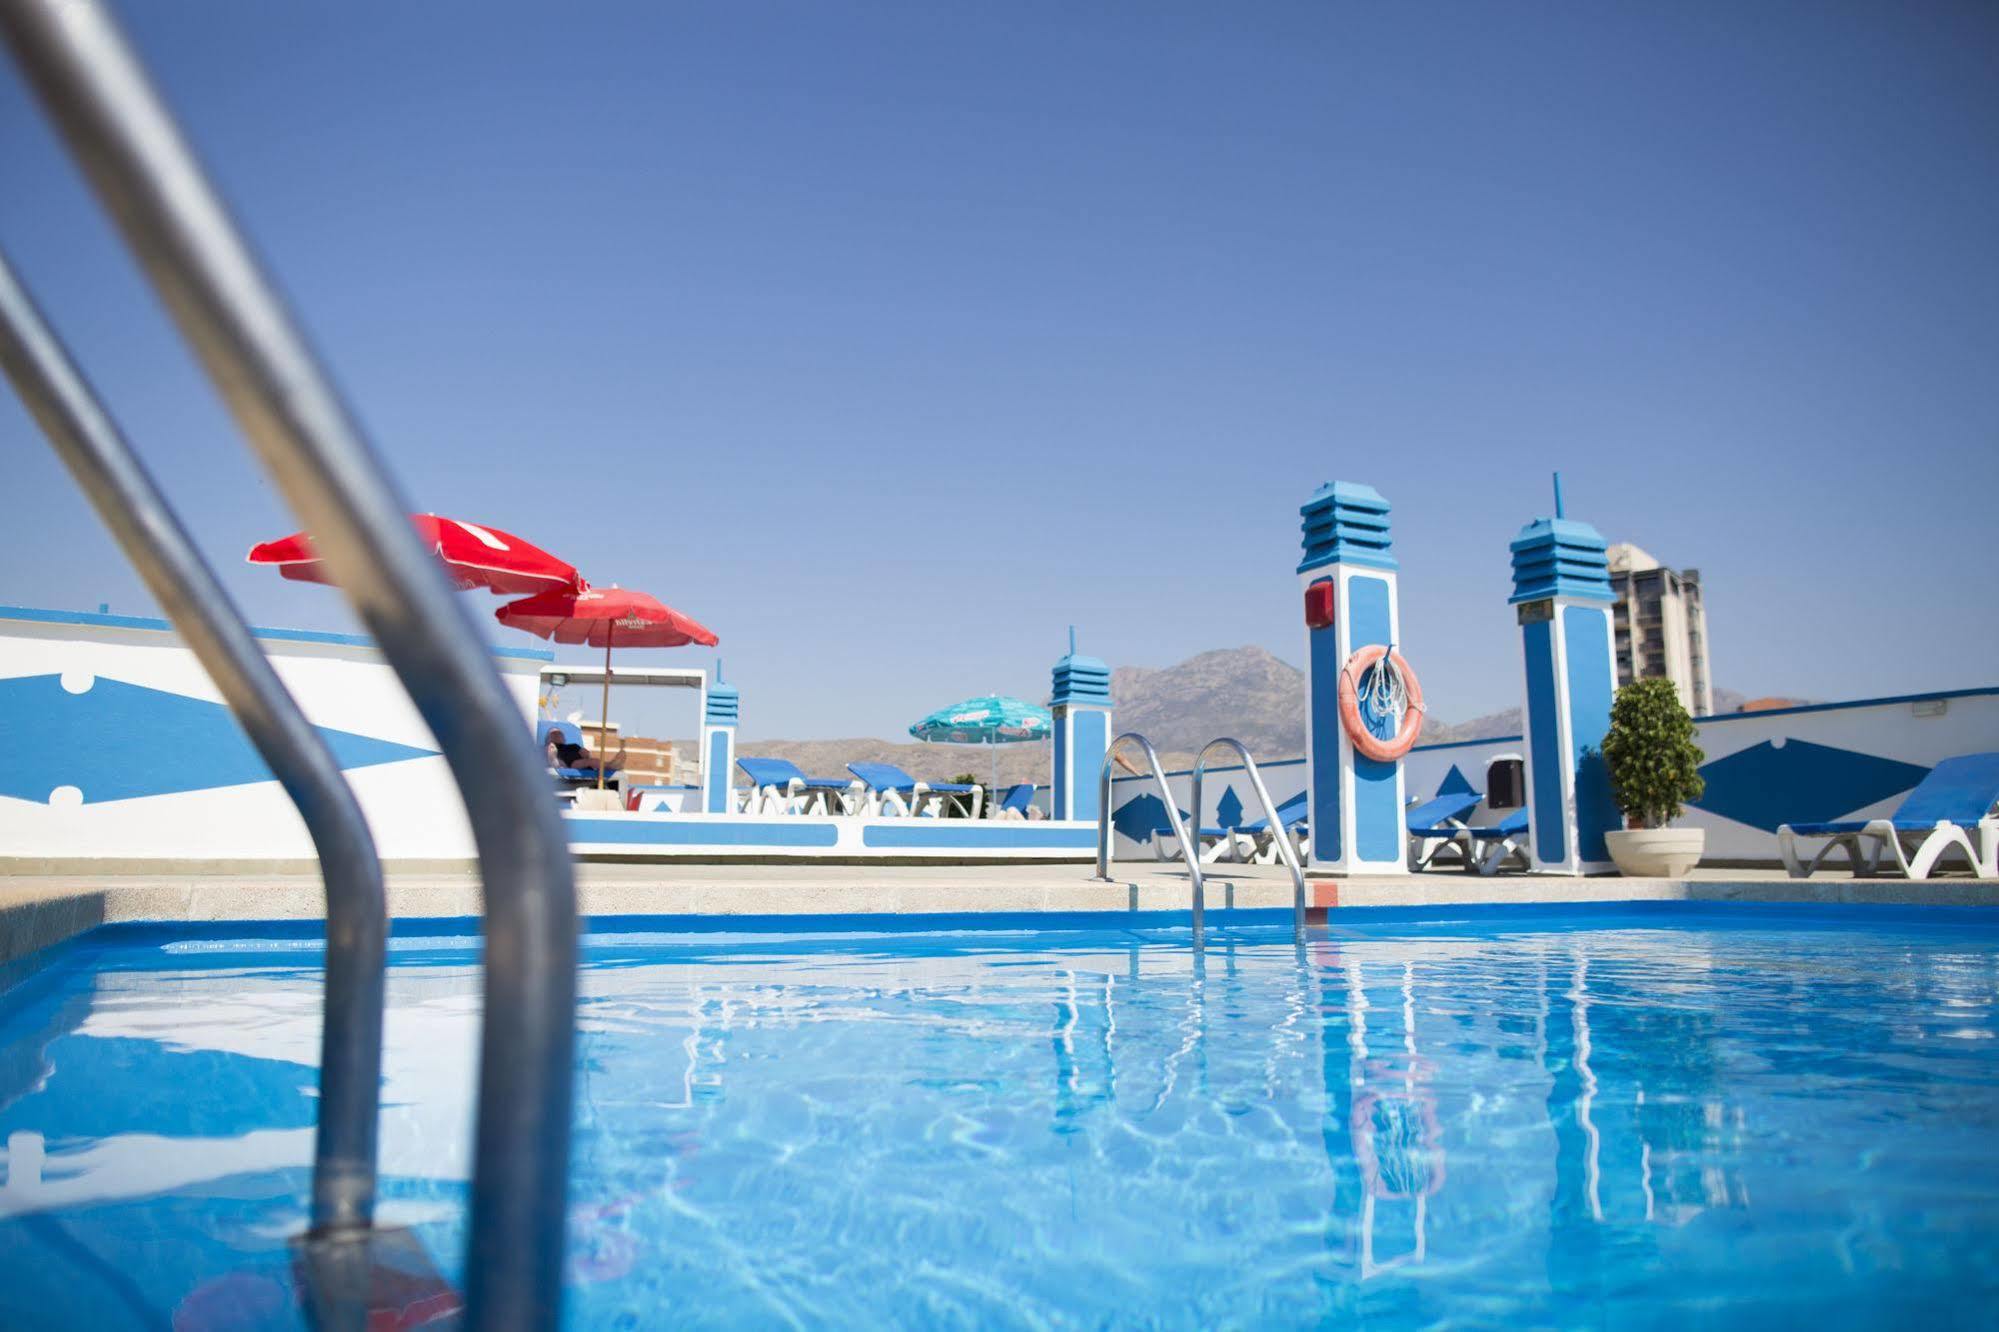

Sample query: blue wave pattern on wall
[1110,793,1188,844]
[1691,739,1930,834]
[0,674,437,804]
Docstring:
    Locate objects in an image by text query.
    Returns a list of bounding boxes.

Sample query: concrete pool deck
[4,861,1998,971]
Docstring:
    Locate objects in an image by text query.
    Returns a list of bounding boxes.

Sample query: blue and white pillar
[1299,482,1409,875]
[1510,509,1619,874]
[1050,629,1112,822]
[701,667,740,814]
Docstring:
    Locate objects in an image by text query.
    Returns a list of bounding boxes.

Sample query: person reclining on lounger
[547,730,625,777]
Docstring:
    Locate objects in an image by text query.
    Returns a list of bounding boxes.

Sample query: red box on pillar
[1303,580,1337,631]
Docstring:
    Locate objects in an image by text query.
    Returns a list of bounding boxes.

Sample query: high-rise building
[1606,543,1713,716]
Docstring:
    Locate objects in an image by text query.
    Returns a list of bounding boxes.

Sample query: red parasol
[247,514,579,596]
[494,584,718,648]
[496,584,718,789]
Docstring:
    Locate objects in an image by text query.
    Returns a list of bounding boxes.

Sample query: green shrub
[1601,678,1706,828]
[947,773,982,819]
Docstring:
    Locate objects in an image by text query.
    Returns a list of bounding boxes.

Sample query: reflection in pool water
[1,910,1997,1328]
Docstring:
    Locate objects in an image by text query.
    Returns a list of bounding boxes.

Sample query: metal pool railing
[1094,732,1209,939]
[0,248,392,1240]
[1095,732,1310,944]
[1188,738,1308,942]
[0,2,581,1327]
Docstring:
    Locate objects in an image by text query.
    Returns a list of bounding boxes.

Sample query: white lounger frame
[1407,816,1527,875]
[746,777,865,817]
[1153,823,1309,867]
[1778,817,1998,881]
[859,783,984,820]
[1409,822,1470,872]
[1464,825,1530,876]
[738,779,993,819]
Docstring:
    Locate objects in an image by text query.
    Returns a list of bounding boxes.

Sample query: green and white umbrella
[909,693,1053,795]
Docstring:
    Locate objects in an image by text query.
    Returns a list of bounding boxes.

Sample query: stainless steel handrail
[0,4,580,1327]
[0,247,389,1239]
[1094,732,1208,941]
[1188,739,1308,942]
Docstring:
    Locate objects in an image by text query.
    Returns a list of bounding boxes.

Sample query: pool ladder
[0,3,578,1328]
[1094,733,1309,944]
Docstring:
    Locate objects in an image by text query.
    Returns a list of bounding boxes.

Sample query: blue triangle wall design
[0,674,438,804]
[1691,738,1929,834]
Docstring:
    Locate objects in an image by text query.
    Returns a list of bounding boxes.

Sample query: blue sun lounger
[1406,789,1486,870]
[994,784,1038,819]
[846,762,983,818]
[538,720,619,785]
[736,756,862,815]
[1458,808,1530,875]
[1238,792,1311,864]
[1158,791,1310,864]
[1778,752,1999,880]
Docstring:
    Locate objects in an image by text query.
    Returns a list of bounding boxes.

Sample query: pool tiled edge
[4,865,1997,978]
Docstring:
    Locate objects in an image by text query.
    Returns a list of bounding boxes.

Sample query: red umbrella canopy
[247,514,579,596]
[494,584,718,648]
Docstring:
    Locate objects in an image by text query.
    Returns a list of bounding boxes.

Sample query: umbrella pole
[597,623,613,791]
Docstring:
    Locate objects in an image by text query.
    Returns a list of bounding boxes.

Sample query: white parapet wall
[1104,688,1999,866]
[566,810,1096,860]
[0,607,1096,866]
[12,605,1991,871]
[0,606,549,863]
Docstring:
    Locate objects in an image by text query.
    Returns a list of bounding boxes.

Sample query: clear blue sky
[3,1,1995,741]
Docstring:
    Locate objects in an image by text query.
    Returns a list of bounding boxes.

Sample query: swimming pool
[2,905,1996,1328]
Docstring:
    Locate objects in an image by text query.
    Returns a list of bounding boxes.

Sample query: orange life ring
[1338,645,1425,761]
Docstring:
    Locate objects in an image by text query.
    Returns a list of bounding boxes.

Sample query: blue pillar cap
[1299,480,1396,573]
[704,680,740,725]
[1509,516,1613,604]
[1051,640,1112,707]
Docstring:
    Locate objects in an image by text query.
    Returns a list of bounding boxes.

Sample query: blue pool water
[2,906,1998,1328]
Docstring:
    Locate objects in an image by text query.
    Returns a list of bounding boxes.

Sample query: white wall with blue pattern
[0,608,547,862]
[1106,689,1999,867]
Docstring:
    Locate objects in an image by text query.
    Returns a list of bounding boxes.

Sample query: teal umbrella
[909,693,1053,799]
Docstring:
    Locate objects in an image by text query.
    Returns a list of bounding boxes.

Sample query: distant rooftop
[1605,542,1660,574]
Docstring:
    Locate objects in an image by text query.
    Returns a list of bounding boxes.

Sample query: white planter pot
[1605,827,1705,878]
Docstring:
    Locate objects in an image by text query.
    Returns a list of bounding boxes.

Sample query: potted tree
[1601,677,1707,877]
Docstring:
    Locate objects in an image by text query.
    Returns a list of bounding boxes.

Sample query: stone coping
[5,863,1996,976]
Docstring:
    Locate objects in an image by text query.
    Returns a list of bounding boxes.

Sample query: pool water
[3,906,1998,1328]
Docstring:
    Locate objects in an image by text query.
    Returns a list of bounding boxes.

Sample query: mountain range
[719,645,1757,789]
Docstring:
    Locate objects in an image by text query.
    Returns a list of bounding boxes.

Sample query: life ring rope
[1337,645,1425,762]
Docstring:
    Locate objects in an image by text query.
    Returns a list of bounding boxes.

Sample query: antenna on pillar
[1068,625,1076,656]
[1553,471,1566,520]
